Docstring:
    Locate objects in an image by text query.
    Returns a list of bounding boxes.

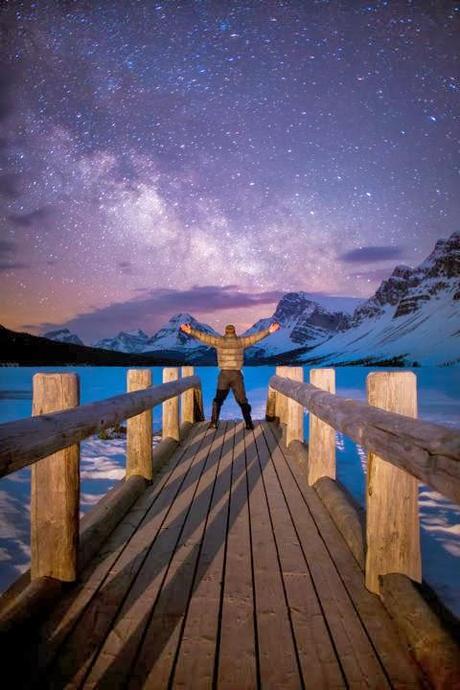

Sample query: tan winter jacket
[188,326,272,370]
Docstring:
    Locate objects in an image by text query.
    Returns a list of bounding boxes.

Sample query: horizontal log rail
[0,374,202,478]
[269,373,460,504]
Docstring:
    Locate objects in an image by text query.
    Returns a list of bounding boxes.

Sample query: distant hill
[0,325,181,366]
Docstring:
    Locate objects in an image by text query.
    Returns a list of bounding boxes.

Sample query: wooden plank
[127,369,153,481]
[245,423,301,689]
[366,372,421,594]
[31,373,80,581]
[261,422,392,688]
[308,368,336,485]
[268,422,423,688]
[216,423,257,690]
[269,374,460,503]
[85,425,225,688]
[171,422,236,689]
[253,425,346,689]
[0,374,201,477]
[42,423,211,689]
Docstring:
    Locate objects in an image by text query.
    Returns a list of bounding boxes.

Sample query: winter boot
[209,400,221,429]
[241,402,254,431]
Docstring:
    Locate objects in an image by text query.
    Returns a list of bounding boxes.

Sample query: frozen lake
[0,365,459,616]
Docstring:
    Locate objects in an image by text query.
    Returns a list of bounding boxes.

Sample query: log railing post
[265,381,276,421]
[275,365,288,425]
[31,373,80,581]
[365,372,421,594]
[162,367,180,441]
[181,366,195,424]
[127,369,153,481]
[308,368,336,486]
[285,367,304,447]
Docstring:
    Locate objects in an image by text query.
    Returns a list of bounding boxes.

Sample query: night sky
[1,1,459,341]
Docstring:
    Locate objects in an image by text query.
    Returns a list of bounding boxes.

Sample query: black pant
[214,369,249,407]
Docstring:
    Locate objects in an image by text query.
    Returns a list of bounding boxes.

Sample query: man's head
[225,324,236,336]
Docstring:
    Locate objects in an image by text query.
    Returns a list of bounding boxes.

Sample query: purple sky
[1,1,459,341]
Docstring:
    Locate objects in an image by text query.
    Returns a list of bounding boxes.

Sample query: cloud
[339,245,405,263]
[0,172,22,198]
[0,240,16,256]
[0,261,29,272]
[0,239,29,271]
[346,268,393,281]
[38,285,285,340]
[7,207,52,227]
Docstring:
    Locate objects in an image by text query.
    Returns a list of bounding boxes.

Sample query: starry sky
[0,0,459,342]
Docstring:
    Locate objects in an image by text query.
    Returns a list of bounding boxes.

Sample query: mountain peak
[43,328,84,346]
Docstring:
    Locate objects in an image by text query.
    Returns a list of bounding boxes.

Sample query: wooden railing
[266,366,460,595]
[0,367,203,587]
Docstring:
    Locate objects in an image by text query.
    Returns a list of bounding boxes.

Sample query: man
[180,320,280,430]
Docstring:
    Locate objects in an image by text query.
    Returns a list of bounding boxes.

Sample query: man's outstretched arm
[180,323,222,348]
[239,321,280,348]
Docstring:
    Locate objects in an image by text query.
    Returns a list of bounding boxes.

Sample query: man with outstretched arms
[180,321,280,430]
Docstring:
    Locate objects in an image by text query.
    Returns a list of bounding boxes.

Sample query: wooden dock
[4,422,422,689]
[0,367,459,689]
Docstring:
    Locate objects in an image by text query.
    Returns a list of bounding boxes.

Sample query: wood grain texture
[163,367,180,441]
[265,385,276,421]
[285,366,304,448]
[365,372,421,594]
[262,421,393,688]
[274,366,288,425]
[380,573,460,690]
[216,424,257,690]
[172,423,235,689]
[253,425,345,689]
[244,424,301,689]
[265,421,423,689]
[269,373,460,502]
[127,369,153,480]
[181,366,195,424]
[314,477,365,569]
[308,368,336,485]
[0,374,201,477]
[31,373,80,581]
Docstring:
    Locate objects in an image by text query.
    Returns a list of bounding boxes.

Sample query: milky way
[0,1,459,341]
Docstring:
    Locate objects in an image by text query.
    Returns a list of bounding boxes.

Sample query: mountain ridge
[40,231,460,366]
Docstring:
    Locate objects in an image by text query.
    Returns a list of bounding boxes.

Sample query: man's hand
[180,323,192,334]
[269,321,280,334]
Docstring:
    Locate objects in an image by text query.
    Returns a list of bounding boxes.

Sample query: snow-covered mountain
[91,314,219,358]
[93,329,154,354]
[297,231,460,366]
[243,292,356,359]
[43,328,84,346]
[145,313,219,352]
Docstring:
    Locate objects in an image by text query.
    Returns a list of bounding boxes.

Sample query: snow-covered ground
[0,366,458,618]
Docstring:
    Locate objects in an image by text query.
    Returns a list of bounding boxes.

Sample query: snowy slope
[93,329,153,353]
[300,231,460,366]
[43,328,84,346]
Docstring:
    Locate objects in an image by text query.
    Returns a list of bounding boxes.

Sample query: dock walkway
[17,421,424,689]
